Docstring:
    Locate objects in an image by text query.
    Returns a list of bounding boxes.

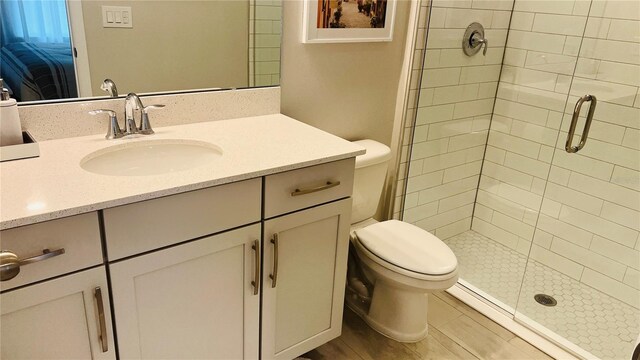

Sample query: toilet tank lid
[353,139,392,169]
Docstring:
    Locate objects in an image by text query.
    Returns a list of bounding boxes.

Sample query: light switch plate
[102,6,133,28]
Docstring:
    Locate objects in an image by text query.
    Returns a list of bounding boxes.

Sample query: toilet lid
[355,220,457,275]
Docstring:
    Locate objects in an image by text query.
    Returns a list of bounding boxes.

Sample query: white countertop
[0,114,365,230]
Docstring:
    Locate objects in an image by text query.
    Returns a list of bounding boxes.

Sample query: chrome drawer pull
[94,287,109,352]
[291,181,340,197]
[251,240,260,295]
[269,234,279,288]
[566,94,597,153]
[0,248,66,281]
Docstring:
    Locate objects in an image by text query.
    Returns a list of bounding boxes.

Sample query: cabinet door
[1,267,116,360]
[110,224,261,360]
[262,198,352,360]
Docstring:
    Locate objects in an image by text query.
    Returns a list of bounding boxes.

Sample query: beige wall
[280,0,411,146]
[82,0,249,96]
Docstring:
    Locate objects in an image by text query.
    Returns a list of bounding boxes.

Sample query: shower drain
[534,294,557,307]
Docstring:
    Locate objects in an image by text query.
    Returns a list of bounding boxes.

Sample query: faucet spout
[124,93,144,135]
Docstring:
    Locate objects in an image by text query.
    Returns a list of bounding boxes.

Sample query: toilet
[346,139,458,343]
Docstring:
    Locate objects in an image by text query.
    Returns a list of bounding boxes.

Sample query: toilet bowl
[346,139,458,342]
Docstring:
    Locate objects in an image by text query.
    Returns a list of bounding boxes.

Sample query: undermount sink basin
[80,139,223,176]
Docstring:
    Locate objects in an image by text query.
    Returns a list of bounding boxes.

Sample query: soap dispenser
[0,79,23,146]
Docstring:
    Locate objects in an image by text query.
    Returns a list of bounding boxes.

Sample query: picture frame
[302,0,396,43]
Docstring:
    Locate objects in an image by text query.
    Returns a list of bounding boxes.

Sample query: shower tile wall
[401,0,512,239]
[473,0,640,308]
[249,0,282,87]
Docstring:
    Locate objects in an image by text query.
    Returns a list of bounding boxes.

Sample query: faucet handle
[139,104,165,135]
[89,109,124,140]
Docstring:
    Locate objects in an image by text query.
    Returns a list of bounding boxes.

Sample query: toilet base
[345,279,430,343]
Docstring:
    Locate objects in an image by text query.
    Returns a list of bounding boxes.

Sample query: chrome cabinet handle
[269,234,279,288]
[94,287,108,353]
[291,181,341,197]
[566,95,597,153]
[0,248,65,281]
[251,240,260,295]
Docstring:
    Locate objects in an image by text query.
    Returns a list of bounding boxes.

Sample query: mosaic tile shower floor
[446,230,639,360]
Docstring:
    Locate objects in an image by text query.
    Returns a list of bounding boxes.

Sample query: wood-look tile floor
[303,292,555,360]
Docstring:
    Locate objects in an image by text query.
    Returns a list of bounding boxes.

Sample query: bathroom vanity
[0,114,364,360]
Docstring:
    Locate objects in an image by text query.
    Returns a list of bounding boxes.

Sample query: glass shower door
[513,1,640,358]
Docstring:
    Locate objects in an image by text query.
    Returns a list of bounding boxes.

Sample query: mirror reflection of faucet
[89,81,165,139]
[100,78,119,98]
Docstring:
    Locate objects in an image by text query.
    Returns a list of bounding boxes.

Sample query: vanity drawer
[103,178,261,260]
[264,158,355,218]
[0,213,103,291]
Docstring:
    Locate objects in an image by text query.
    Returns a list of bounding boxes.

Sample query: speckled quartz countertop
[0,114,365,230]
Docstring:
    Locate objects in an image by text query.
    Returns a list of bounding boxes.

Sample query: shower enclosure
[398,0,639,358]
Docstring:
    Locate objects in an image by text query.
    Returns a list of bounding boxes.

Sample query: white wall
[280,0,411,147]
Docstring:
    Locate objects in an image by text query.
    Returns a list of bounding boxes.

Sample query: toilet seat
[354,220,457,276]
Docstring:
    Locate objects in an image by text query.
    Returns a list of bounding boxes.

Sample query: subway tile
[494,98,549,126]
[581,268,639,308]
[507,30,566,54]
[476,187,526,220]
[472,0,514,11]
[541,198,562,218]
[422,149,467,172]
[560,205,638,248]
[594,61,640,87]
[484,29,509,48]
[531,177,547,196]
[551,149,614,181]
[525,52,577,76]
[453,98,495,118]
[611,166,640,191]
[482,160,533,190]
[422,68,462,88]
[459,65,503,84]
[600,201,640,230]
[592,101,640,129]
[597,0,640,21]
[624,268,640,290]
[551,237,627,280]
[512,85,568,111]
[584,17,611,39]
[472,115,491,132]
[418,177,478,204]
[443,161,483,183]
[427,29,466,49]
[504,152,550,179]
[432,84,480,105]
[428,118,474,140]
[576,137,640,171]
[538,145,555,163]
[444,8,494,29]
[404,201,440,223]
[416,104,454,124]
[623,128,640,150]
[591,235,640,270]
[510,120,558,146]
[429,7,447,28]
[563,36,583,56]
[492,211,535,240]
[474,203,494,222]
[544,182,604,215]
[491,10,512,29]
[448,130,488,151]
[438,189,477,213]
[478,82,499,99]
[529,245,584,280]
[504,48,527,67]
[501,66,559,91]
[489,114,512,133]
[537,214,593,248]
[488,131,541,159]
[571,77,637,106]
[497,182,542,209]
[569,171,640,213]
[532,13,587,36]
[580,38,640,65]
[533,230,553,249]
[514,0,575,15]
[548,165,571,186]
[608,19,640,42]
[473,218,520,249]
[432,0,473,8]
[411,138,449,160]
[435,217,473,240]
[415,204,474,230]
[485,146,506,164]
[406,170,445,193]
[510,11,534,31]
[572,0,591,16]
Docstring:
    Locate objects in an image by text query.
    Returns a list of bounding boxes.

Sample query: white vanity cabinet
[261,158,354,360]
[109,225,261,359]
[0,213,115,360]
[262,199,352,360]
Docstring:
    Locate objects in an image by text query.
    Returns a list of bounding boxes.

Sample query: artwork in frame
[302,0,397,43]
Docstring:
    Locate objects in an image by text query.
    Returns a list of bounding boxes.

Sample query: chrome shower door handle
[565,95,597,153]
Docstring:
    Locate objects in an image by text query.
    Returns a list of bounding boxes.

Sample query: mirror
[0,0,282,103]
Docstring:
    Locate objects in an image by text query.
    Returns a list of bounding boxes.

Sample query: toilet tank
[351,139,392,224]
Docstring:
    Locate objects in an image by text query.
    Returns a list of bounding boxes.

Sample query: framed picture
[303,0,396,43]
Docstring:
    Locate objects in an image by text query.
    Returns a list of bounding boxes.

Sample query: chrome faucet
[124,93,144,135]
[100,79,119,97]
[89,92,164,139]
